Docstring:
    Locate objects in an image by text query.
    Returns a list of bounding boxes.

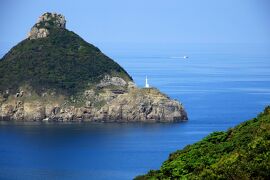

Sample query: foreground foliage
[136,106,270,179]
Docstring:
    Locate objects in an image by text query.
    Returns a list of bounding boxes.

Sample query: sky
[0,0,270,52]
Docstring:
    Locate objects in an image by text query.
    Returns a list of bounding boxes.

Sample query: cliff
[0,12,187,122]
[135,106,270,179]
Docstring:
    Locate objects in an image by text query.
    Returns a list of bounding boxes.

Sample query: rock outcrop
[97,75,127,88]
[28,12,66,39]
[0,76,187,122]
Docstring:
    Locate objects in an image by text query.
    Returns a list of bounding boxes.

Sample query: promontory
[0,12,187,122]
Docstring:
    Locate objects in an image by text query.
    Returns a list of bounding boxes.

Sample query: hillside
[136,106,270,179]
[0,12,131,95]
[0,12,187,122]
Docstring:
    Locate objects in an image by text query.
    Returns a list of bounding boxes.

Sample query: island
[0,12,187,122]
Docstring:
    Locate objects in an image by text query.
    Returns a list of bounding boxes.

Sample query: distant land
[0,12,187,122]
[135,106,270,179]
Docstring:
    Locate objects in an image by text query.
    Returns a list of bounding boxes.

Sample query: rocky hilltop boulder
[28,12,66,39]
[0,12,187,122]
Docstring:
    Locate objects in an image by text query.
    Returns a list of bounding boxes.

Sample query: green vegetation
[0,28,132,95]
[136,106,270,179]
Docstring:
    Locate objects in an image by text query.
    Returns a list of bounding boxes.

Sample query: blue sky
[0,0,270,48]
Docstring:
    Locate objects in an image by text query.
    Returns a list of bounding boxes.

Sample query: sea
[0,43,270,180]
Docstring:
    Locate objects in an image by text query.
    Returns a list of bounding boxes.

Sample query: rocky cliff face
[0,12,187,122]
[0,75,187,122]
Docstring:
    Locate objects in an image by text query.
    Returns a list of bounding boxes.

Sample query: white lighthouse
[145,76,150,88]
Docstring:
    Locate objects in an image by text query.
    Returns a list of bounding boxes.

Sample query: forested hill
[0,12,132,95]
[136,106,270,179]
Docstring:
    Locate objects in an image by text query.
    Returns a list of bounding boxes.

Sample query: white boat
[170,56,189,59]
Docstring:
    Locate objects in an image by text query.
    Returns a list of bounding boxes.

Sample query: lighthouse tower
[145,76,150,88]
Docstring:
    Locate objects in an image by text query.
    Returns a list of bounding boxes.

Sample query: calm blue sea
[0,43,270,180]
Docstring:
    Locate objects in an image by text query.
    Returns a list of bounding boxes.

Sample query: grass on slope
[136,106,270,180]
